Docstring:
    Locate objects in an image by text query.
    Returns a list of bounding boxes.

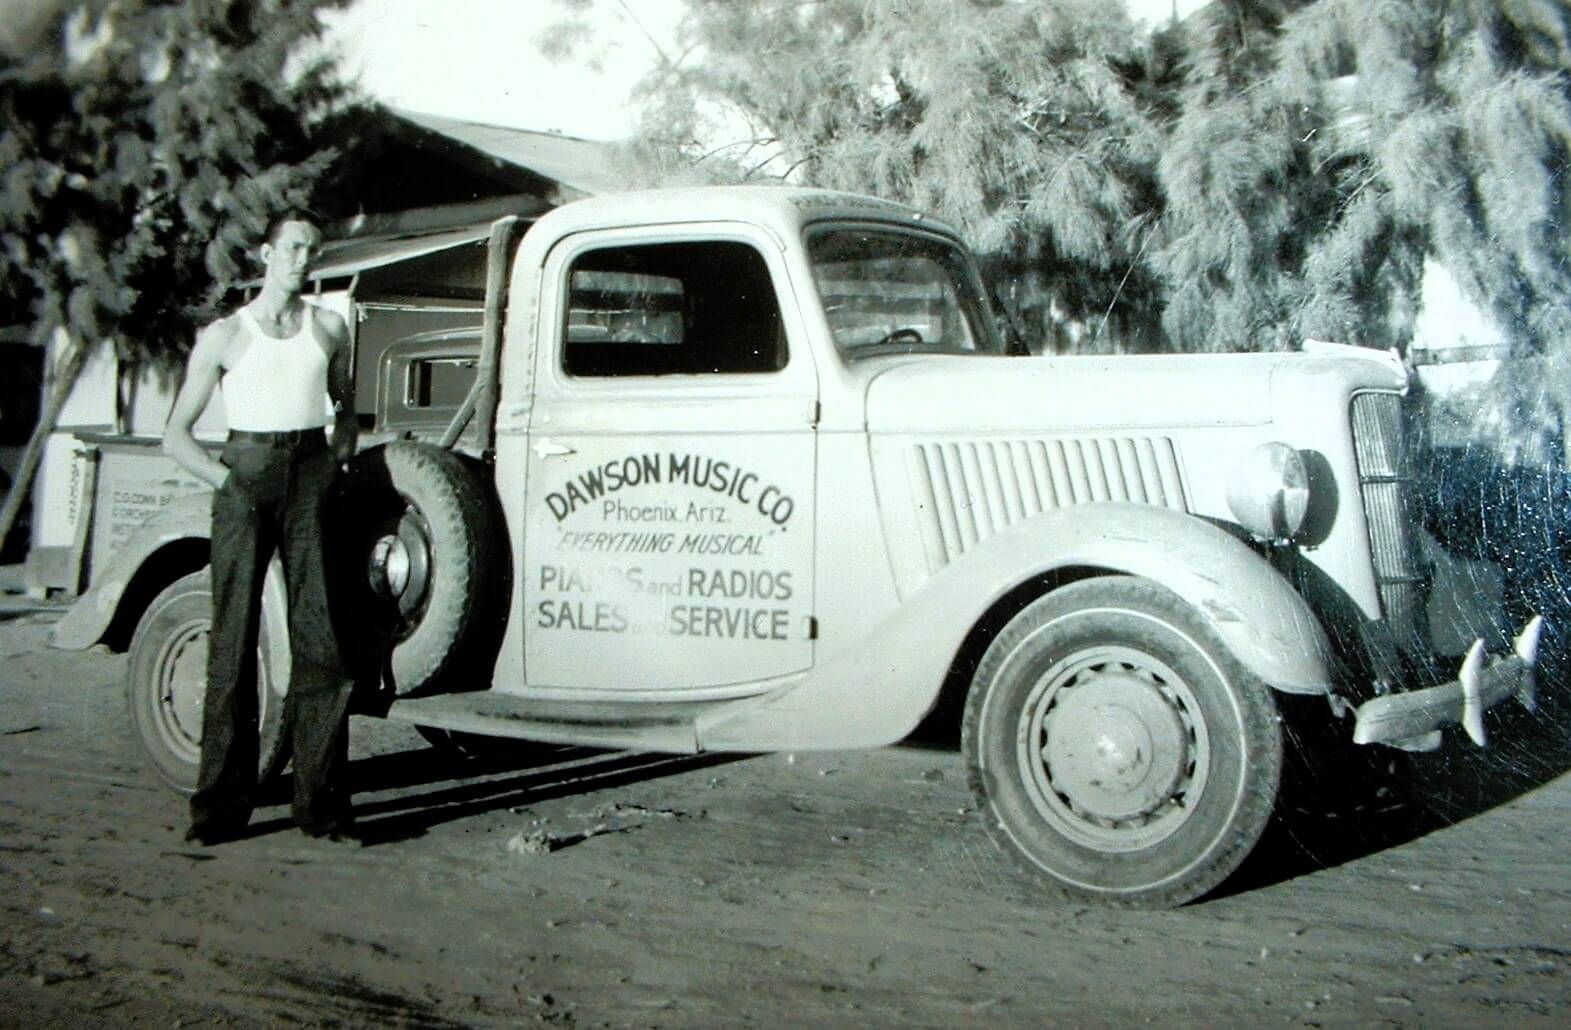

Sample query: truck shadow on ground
[906,644,1571,904]
[1220,440,1571,901]
[1217,680,1571,901]
[255,745,748,848]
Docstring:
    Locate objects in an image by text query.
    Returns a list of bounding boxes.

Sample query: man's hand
[163,319,235,489]
[321,309,358,468]
[331,404,357,468]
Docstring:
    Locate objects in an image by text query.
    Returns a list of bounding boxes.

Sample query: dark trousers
[190,432,354,833]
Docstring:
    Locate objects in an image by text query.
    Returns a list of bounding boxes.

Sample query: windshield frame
[803,221,1003,360]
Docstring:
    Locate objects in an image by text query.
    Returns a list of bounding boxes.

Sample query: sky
[323,0,1209,141]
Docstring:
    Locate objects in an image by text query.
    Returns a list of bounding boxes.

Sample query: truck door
[522,227,817,693]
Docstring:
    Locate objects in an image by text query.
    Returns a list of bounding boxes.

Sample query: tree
[550,0,1180,352]
[1149,0,1317,354]
[1157,0,1571,463]
[0,0,354,556]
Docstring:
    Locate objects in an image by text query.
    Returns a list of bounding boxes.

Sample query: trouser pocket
[218,438,280,497]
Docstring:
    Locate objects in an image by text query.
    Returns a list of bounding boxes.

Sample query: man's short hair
[263,209,322,245]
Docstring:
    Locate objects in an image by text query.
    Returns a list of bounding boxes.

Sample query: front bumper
[1351,616,1544,751]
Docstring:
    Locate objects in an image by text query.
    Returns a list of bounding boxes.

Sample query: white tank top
[222,305,331,432]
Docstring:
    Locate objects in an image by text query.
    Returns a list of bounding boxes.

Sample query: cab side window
[564,241,786,377]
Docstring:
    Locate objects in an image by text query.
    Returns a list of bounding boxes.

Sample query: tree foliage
[1161,0,1571,460]
[0,0,354,369]
[0,0,354,555]
[554,0,1182,351]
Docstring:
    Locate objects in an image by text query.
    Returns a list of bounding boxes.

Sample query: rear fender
[50,495,288,676]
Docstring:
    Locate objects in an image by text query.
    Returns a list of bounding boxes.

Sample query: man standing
[163,211,358,843]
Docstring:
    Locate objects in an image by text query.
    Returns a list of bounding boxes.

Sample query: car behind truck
[46,186,1541,907]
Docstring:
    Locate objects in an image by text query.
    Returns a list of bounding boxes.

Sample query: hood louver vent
[910,436,1186,565]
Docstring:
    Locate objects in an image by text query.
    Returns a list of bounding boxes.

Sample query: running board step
[384,692,710,754]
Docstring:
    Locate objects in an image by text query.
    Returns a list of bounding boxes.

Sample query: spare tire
[334,442,508,696]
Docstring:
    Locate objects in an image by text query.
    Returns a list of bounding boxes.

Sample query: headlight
[1226,442,1311,543]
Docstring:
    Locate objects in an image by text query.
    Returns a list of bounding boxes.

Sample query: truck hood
[862,349,1406,434]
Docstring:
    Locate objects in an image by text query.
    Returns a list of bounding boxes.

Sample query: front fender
[701,504,1333,753]
[936,503,1335,693]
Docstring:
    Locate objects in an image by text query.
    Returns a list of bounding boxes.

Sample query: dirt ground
[3,608,1571,1028]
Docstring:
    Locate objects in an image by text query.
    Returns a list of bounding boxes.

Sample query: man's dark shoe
[299,819,357,843]
[183,823,243,846]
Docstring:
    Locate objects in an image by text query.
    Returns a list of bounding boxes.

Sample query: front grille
[911,436,1186,565]
[1350,392,1427,653]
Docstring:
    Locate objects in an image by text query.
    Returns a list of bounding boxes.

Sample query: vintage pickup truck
[48,186,1540,907]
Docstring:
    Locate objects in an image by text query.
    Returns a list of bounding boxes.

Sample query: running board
[384,692,708,754]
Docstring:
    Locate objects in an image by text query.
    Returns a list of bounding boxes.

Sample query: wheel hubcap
[1019,645,1209,851]
[367,510,432,619]
[1043,673,1187,822]
[156,620,209,760]
[148,609,275,783]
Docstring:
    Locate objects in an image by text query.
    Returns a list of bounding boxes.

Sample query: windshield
[807,227,1000,357]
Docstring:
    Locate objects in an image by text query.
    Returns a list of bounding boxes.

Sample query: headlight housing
[1226,442,1311,543]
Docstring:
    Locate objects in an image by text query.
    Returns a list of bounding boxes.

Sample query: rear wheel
[963,577,1282,908]
[127,569,289,794]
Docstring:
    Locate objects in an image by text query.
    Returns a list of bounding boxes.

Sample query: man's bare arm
[320,309,358,464]
[163,321,232,489]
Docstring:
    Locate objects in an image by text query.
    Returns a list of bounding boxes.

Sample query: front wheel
[963,577,1282,908]
[127,569,290,794]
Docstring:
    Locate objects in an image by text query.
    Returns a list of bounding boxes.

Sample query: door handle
[531,439,576,459]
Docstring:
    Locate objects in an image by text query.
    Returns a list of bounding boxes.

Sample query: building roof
[387,107,629,201]
[292,106,626,283]
[311,222,494,281]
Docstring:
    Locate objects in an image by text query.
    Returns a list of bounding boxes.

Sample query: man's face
[260,220,321,294]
